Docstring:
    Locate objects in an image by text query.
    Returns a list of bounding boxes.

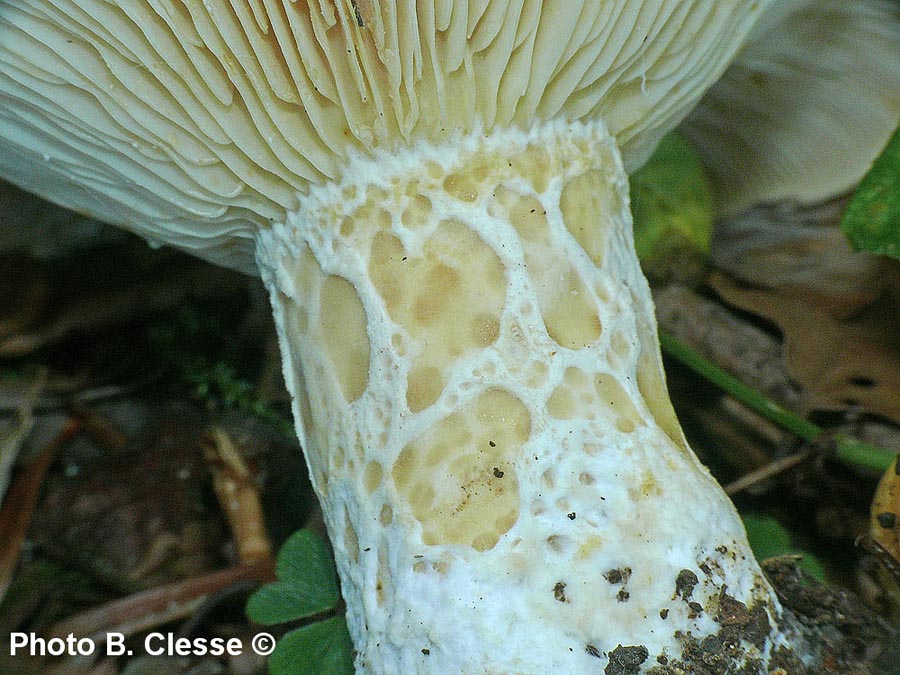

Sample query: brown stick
[44,560,275,645]
[203,426,273,565]
[69,402,128,454]
[724,449,812,496]
[0,417,81,603]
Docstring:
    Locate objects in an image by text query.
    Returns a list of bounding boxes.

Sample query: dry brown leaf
[30,402,227,592]
[871,457,900,572]
[711,201,900,423]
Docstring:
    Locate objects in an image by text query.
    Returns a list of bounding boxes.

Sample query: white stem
[256,120,797,673]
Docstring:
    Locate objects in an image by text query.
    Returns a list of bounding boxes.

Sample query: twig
[0,417,81,603]
[69,402,128,453]
[0,370,166,419]
[175,578,261,640]
[659,330,897,474]
[0,369,47,504]
[44,560,275,645]
[724,449,812,496]
[203,427,273,565]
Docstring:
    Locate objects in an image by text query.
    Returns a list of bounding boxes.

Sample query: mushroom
[0,1,819,671]
[681,0,900,215]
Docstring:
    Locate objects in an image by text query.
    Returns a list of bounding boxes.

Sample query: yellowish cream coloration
[257,120,790,673]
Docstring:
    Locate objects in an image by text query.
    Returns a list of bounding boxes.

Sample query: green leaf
[269,617,355,675]
[630,133,714,263]
[247,530,340,625]
[841,124,900,260]
[741,513,826,582]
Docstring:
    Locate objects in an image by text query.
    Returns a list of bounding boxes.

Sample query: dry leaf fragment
[866,455,900,615]
[711,201,900,422]
[871,456,900,574]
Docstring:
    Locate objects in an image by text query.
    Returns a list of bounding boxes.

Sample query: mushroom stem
[256,120,797,672]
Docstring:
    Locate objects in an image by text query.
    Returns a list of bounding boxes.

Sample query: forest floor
[1,194,898,674]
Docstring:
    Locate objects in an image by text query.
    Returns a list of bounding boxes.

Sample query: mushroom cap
[0,0,772,271]
[681,0,900,216]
